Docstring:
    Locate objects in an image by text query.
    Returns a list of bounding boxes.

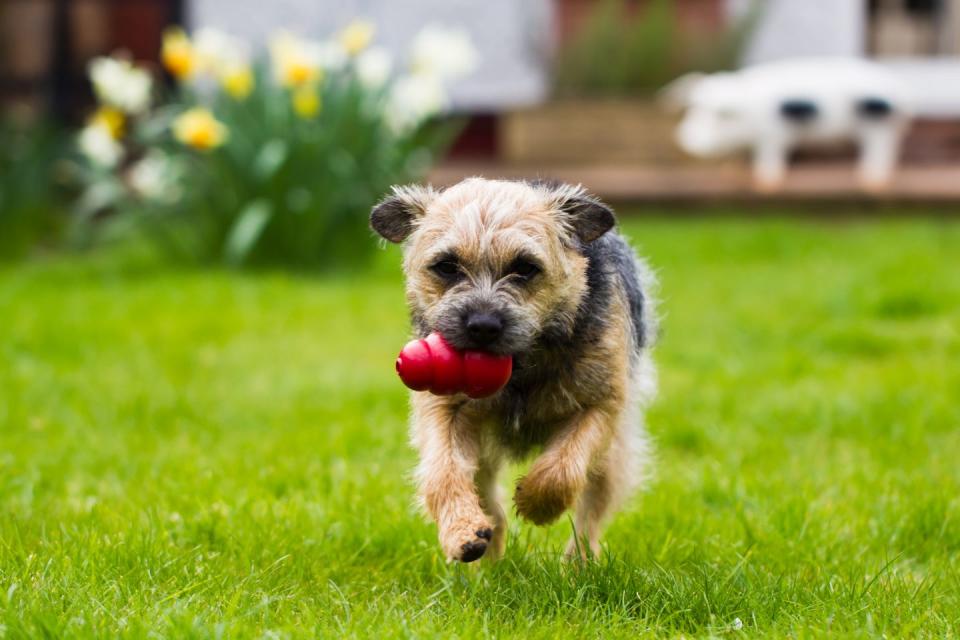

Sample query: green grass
[1,217,959,638]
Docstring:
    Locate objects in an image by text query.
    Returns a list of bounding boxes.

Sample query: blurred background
[2,0,960,266]
[2,4,959,635]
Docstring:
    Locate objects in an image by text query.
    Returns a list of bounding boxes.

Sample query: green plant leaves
[553,0,757,97]
[253,139,289,182]
[224,200,272,265]
[0,119,67,259]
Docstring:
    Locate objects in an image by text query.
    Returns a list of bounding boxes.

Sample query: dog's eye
[509,259,541,280]
[430,260,461,279]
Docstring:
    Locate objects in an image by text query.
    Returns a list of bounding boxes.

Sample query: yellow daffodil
[172,107,228,151]
[90,106,125,139]
[285,61,320,88]
[291,86,321,119]
[270,32,324,88]
[339,20,375,56]
[162,28,197,80]
[221,66,254,100]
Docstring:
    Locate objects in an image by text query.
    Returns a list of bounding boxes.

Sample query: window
[868,0,960,56]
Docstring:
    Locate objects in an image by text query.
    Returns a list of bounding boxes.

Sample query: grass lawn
[1,217,958,638]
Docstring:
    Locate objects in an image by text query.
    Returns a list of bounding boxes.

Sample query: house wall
[727,0,865,63]
[187,0,552,111]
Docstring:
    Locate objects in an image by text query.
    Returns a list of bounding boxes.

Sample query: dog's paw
[514,472,576,526]
[441,520,494,563]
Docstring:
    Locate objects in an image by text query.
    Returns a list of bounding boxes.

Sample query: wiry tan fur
[373,178,657,562]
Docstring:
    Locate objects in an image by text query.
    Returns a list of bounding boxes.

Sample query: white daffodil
[88,56,152,114]
[355,47,392,89]
[313,39,348,73]
[385,73,448,133]
[129,152,182,203]
[409,24,478,80]
[78,122,123,168]
[338,19,375,56]
[191,27,255,99]
[194,27,249,77]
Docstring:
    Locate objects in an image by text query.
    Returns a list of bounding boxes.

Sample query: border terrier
[371,178,657,562]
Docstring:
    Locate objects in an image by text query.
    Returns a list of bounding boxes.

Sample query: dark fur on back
[591,232,648,351]
[538,232,647,354]
[490,230,648,455]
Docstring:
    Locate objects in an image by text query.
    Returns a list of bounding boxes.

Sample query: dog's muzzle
[465,312,503,347]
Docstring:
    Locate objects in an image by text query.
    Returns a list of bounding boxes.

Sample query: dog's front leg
[514,406,613,527]
[412,396,493,562]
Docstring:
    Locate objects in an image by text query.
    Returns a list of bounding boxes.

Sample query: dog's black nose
[466,313,503,346]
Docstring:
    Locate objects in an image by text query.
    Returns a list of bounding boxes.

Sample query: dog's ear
[370,185,437,243]
[561,194,616,243]
[541,183,616,243]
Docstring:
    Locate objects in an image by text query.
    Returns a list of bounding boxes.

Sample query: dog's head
[371,178,616,355]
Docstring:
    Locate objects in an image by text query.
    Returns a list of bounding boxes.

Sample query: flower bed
[71,21,477,268]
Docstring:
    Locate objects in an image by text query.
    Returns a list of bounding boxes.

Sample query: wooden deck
[429,163,960,206]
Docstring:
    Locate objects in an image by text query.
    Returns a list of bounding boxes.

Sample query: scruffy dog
[371,178,657,562]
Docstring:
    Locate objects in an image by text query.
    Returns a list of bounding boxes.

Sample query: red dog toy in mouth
[395,332,512,399]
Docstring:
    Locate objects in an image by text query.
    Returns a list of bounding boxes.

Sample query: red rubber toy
[395,332,512,399]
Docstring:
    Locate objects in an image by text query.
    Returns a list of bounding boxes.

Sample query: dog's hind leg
[564,460,615,560]
[564,415,650,560]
